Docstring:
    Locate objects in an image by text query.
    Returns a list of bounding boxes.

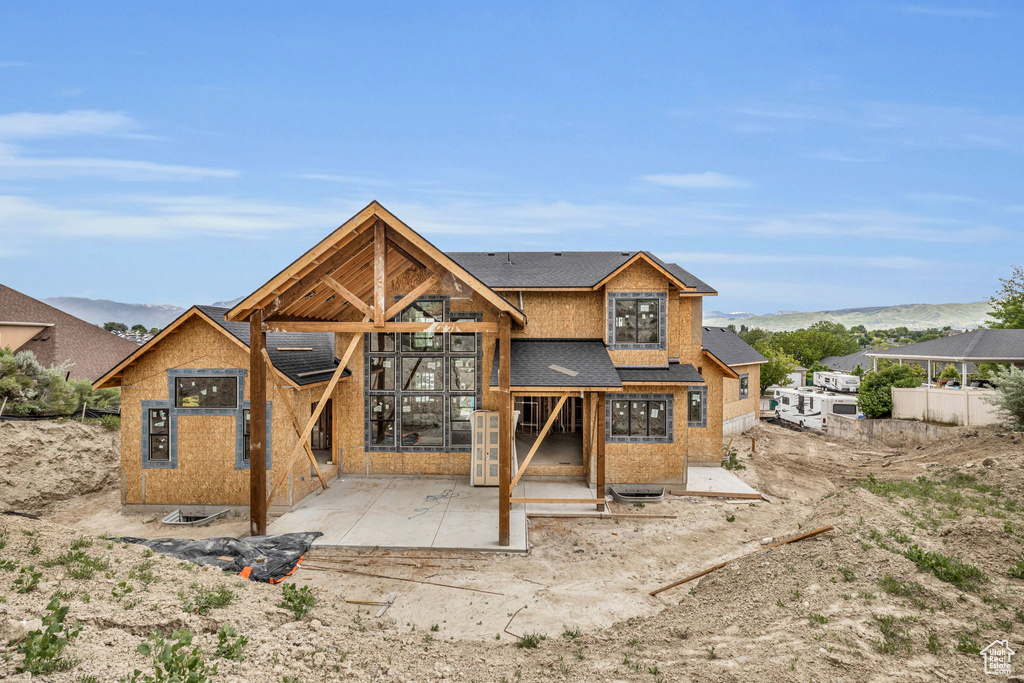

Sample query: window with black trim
[687,387,706,427]
[365,298,481,452]
[607,292,667,349]
[611,399,667,437]
[174,376,238,409]
[739,373,749,400]
[149,408,169,462]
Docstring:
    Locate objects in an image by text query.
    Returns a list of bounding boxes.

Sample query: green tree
[753,340,797,394]
[103,322,128,333]
[984,366,1024,428]
[739,327,773,348]
[938,363,961,381]
[858,362,924,418]
[989,265,1024,329]
[771,322,858,366]
[148,327,161,335]
[130,324,148,334]
[0,348,119,415]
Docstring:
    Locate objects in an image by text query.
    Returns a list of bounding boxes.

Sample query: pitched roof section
[866,328,1024,362]
[94,306,349,389]
[196,306,347,386]
[616,363,704,384]
[227,201,526,325]
[0,283,139,382]
[448,251,716,293]
[821,349,875,373]
[489,338,623,389]
[701,326,767,367]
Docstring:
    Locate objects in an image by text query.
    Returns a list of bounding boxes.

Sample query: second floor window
[608,292,666,349]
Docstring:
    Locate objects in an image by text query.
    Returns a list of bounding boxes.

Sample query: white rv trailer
[773,387,860,430]
[813,370,860,393]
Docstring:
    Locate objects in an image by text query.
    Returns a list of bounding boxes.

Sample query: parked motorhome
[813,370,860,393]
[773,387,860,430]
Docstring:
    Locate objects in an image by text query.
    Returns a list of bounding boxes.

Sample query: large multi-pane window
[606,393,673,444]
[607,292,667,350]
[174,376,238,409]
[365,298,481,452]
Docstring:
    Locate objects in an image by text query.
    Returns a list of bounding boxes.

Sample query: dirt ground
[1,419,1023,681]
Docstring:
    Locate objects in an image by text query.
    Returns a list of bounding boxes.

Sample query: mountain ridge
[703,301,992,332]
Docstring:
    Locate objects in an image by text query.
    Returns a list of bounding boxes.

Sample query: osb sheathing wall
[723,362,762,422]
[514,291,604,339]
[604,260,672,366]
[604,386,690,485]
[336,269,499,477]
[120,316,339,508]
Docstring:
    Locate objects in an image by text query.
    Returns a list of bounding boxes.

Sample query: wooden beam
[596,392,606,512]
[275,228,374,313]
[260,348,328,490]
[384,273,441,321]
[268,316,366,504]
[263,320,497,333]
[249,309,268,536]
[509,498,601,505]
[321,273,373,318]
[498,312,511,546]
[669,490,764,500]
[510,392,570,491]
[373,221,386,328]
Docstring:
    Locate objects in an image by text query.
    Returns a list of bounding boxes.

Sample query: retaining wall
[826,414,956,447]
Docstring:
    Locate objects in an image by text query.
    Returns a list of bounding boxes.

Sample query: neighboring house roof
[0,283,139,382]
[448,251,716,293]
[489,338,623,389]
[94,306,349,389]
[616,363,704,384]
[866,328,1024,362]
[821,349,875,373]
[701,327,767,366]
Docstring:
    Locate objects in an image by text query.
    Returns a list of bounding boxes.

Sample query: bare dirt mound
[0,420,119,514]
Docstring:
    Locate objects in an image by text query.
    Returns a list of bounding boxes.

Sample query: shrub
[13,564,41,593]
[277,583,315,620]
[179,583,234,616]
[901,545,987,592]
[516,632,547,649]
[858,362,923,418]
[126,629,217,683]
[214,624,248,661]
[985,366,1024,429]
[16,597,81,674]
[44,550,110,579]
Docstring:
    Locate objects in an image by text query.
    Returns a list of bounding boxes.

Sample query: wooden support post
[581,392,591,480]
[498,312,511,546]
[249,309,268,536]
[596,392,606,511]
[373,221,387,327]
[260,348,328,490]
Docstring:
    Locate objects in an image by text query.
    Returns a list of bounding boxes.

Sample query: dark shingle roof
[701,327,767,367]
[821,349,875,373]
[866,329,1024,362]
[196,306,349,386]
[489,338,622,388]
[0,283,139,382]
[616,363,704,384]
[447,251,716,293]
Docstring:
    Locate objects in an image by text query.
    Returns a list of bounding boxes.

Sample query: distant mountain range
[44,295,994,333]
[703,301,993,332]
[43,296,244,329]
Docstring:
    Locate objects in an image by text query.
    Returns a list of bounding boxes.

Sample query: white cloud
[747,209,1005,243]
[0,110,136,139]
[660,251,933,270]
[0,61,32,68]
[0,148,237,181]
[804,150,886,163]
[641,172,749,189]
[907,192,976,203]
[891,5,998,19]
[293,173,393,186]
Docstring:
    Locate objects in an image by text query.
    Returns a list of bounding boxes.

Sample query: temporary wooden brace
[498,312,512,546]
[649,525,835,596]
[509,391,571,491]
[260,348,328,489]
[596,392,606,511]
[268,316,367,503]
[526,513,678,520]
[249,308,268,536]
[669,490,764,500]
[509,498,603,505]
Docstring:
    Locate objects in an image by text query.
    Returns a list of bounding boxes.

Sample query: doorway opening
[310,398,333,466]
[514,395,583,468]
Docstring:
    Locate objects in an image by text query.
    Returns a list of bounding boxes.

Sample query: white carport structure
[866,329,1024,385]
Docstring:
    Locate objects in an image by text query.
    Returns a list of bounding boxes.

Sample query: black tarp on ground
[115,532,322,583]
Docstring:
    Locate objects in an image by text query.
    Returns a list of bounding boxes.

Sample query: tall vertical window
[687,387,706,428]
[149,408,170,462]
[739,373,749,400]
[242,408,251,462]
[365,298,481,452]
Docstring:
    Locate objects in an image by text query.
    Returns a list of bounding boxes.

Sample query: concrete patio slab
[685,466,760,496]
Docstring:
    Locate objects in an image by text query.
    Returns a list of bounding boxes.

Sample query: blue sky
[1,2,1021,314]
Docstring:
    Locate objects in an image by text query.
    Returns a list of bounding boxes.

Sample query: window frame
[147,407,170,463]
[687,386,707,428]
[605,393,674,444]
[173,375,240,410]
[607,292,667,350]
[738,373,749,401]
[364,297,482,453]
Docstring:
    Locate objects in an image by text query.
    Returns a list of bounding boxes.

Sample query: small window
[833,403,857,415]
[175,376,238,409]
[370,396,395,446]
[242,408,251,462]
[739,374,749,400]
[450,396,475,446]
[369,332,395,352]
[401,301,444,352]
[450,357,476,391]
[688,388,704,425]
[369,357,395,391]
[402,395,444,446]
[148,408,169,462]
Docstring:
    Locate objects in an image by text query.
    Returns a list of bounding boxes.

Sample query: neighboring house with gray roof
[865,328,1024,381]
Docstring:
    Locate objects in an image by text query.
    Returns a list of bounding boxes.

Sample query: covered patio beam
[263,320,497,333]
